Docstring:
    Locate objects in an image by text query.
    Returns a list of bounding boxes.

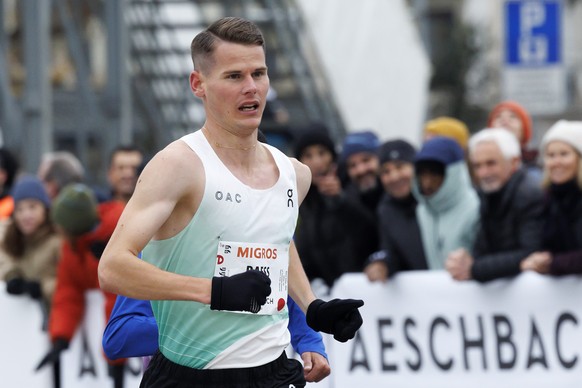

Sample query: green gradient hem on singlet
[153,302,288,368]
[143,220,289,368]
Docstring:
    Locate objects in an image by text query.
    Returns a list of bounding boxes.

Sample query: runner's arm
[99,143,212,303]
[288,297,327,358]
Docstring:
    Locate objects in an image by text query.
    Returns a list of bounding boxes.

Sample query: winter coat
[295,186,378,287]
[49,200,124,364]
[343,180,384,220]
[413,161,480,270]
[0,222,61,303]
[542,180,582,275]
[377,193,427,274]
[0,195,14,220]
[471,168,544,281]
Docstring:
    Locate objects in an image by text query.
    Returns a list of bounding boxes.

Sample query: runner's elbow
[98,256,118,293]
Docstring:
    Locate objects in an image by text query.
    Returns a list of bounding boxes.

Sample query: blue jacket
[103,295,327,360]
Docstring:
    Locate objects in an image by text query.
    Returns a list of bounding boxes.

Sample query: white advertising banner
[59,292,143,388]
[0,290,52,387]
[3,273,582,387]
[1,286,142,388]
[327,272,581,388]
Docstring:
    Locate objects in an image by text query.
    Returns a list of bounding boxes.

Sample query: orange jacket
[48,200,125,364]
[0,196,14,220]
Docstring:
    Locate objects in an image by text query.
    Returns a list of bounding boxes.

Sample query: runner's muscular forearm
[98,196,212,302]
[99,250,211,303]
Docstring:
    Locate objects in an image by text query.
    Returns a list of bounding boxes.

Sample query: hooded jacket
[413,138,480,270]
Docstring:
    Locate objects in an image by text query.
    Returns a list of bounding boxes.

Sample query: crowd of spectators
[0,146,143,387]
[292,101,581,290]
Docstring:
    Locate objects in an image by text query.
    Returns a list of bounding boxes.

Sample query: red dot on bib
[277,298,285,311]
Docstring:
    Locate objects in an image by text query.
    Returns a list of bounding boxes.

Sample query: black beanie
[293,125,337,161]
[378,139,416,165]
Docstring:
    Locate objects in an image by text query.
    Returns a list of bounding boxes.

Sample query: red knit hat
[487,101,532,146]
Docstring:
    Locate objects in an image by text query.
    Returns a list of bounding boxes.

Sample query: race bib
[214,241,289,315]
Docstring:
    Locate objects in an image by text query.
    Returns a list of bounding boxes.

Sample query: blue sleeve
[287,297,327,359]
[102,295,159,359]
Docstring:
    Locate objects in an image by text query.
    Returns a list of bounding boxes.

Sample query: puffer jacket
[49,200,125,364]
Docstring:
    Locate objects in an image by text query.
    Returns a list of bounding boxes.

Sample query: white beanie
[541,120,582,156]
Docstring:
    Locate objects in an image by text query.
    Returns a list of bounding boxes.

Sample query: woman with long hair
[521,120,582,275]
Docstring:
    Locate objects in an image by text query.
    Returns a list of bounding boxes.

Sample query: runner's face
[192,41,269,135]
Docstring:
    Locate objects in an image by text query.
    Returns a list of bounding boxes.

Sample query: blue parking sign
[505,0,561,65]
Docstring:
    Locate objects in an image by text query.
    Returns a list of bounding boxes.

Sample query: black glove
[35,338,69,371]
[6,277,26,295]
[25,281,42,300]
[89,240,108,260]
[210,270,271,313]
[306,298,364,342]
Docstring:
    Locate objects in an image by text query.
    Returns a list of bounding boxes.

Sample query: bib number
[214,241,289,315]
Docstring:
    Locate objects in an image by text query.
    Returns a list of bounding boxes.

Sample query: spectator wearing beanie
[0,175,61,308]
[488,100,541,176]
[521,120,582,276]
[488,101,532,148]
[339,130,384,219]
[412,137,480,270]
[293,126,377,288]
[423,117,470,152]
[294,129,337,166]
[539,120,582,188]
[38,183,126,373]
[364,139,428,283]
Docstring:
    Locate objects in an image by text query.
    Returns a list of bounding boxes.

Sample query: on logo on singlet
[287,188,294,207]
